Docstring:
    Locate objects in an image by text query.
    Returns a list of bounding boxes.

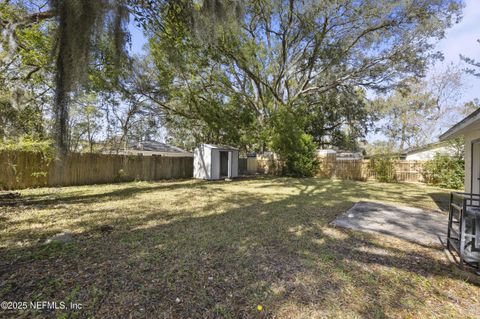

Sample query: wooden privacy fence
[0,150,426,190]
[238,158,247,175]
[255,154,425,183]
[0,151,193,190]
[256,154,284,175]
[317,159,425,182]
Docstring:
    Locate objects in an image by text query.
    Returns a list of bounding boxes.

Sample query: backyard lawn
[1,177,479,318]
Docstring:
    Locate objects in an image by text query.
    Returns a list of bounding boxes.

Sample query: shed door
[220,151,229,177]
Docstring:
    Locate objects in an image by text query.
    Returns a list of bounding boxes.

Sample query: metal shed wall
[193,144,239,180]
[211,148,220,180]
[230,150,239,178]
[193,145,211,179]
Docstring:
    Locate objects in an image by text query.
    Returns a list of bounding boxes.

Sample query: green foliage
[422,154,464,189]
[114,169,128,182]
[365,140,399,157]
[143,0,461,157]
[0,93,46,139]
[329,130,361,152]
[0,137,53,155]
[374,78,437,151]
[445,137,465,158]
[375,65,465,151]
[1,0,465,159]
[461,99,480,118]
[368,156,396,183]
[69,93,103,153]
[148,27,258,150]
[304,89,370,149]
[270,108,319,177]
[31,171,48,178]
[0,2,55,141]
[15,19,56,83]
[461,42,480,77]
[50,0,131,156]
[0,137,54,181]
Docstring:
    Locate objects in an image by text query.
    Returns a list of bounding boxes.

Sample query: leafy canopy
[140,0,463,170]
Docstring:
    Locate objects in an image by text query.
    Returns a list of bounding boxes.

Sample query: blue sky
[128,19,147,55]
[433,0,480,103]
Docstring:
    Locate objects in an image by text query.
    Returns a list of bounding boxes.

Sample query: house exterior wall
[464,130,480,193]
[194,145,211,179]
[405,146,456,161]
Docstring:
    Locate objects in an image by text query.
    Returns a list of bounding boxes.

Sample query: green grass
[0,177,479,318]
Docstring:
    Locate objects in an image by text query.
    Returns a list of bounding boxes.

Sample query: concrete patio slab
[331,201,448,246]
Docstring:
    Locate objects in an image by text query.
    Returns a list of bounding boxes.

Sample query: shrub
[115,169,128,182]
[0,137,53,186]
[368,156,396,183]
[269,108,319,177]
[422,154,464,189]
[282,133,319,177]
[0,137,53,155]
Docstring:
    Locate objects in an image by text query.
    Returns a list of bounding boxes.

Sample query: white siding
[465,130,480,192]
[405,146,456,161]
[471,143,480,195]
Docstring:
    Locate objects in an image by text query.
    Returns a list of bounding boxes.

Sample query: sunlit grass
[0,177,478,318]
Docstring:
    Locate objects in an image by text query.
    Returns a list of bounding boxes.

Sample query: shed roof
[127,140,190,154]
[439,108,480,141]
[202,144,238,151]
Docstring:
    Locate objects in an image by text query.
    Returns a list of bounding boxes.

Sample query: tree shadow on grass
[11,179,209,207]
[0,178,477,318]
[428,192,451,212]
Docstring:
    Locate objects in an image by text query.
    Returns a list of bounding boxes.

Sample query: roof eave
[439,130,463,141]
[439,109,480,141]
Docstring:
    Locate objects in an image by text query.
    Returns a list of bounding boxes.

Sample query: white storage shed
[194,144,239,180]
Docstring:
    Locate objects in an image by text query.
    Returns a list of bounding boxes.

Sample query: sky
[128,19,148,55]
[434,0,480,103]
[364,0,480,143]
[127,0,480,143]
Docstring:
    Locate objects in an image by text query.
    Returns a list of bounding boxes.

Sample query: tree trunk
[400,110,407,152]
[53,51,70,159]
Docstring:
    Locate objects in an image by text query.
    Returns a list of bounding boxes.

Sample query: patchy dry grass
[0,177,479,318]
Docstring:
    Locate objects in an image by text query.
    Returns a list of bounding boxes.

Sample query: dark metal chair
[447,192,480,271]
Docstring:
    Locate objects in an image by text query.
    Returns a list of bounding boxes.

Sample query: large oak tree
[142,0,463,149]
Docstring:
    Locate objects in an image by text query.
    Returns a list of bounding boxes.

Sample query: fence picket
[0,151,193,190]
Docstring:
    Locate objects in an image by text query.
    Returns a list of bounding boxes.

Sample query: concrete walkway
[331,201,448,246]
